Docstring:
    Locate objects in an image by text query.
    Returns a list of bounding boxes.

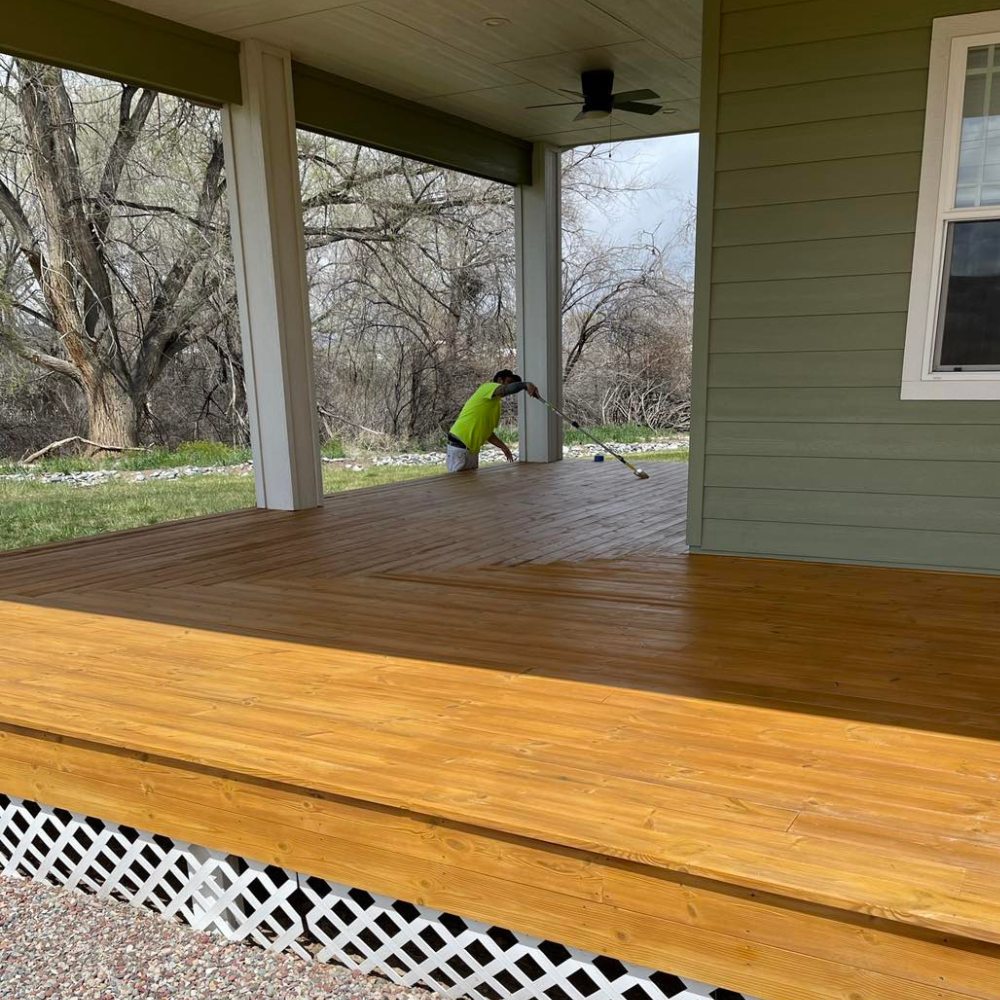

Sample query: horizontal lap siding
[702,0,1000,571]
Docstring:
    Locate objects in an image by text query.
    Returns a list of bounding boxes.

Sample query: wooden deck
[3,460,1000,999]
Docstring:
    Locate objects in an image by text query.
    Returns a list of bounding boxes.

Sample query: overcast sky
[575,132,699,272]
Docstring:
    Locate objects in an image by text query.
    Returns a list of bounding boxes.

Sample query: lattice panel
[0,795,760,1000]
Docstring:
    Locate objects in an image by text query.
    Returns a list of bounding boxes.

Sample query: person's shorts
[446,444,479,473]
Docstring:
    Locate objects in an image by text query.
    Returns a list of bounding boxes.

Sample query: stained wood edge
[1,724,997,1000]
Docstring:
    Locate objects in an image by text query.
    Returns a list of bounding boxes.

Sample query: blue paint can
[594,454,604,462]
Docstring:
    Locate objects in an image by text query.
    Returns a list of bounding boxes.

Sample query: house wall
[690,0,1000,572]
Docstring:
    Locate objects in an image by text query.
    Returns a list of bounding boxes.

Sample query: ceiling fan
[526,69,672,121]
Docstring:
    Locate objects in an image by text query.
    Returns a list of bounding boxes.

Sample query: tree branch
[22,435,146,463]
[94,85,157,242]
[135,137,226,391]
[0,325,84,384]
[0,177,44,280]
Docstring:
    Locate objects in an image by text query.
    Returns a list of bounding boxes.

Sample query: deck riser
[1,725,996,1000]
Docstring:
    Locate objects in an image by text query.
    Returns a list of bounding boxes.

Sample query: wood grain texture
[2,463,1000,999]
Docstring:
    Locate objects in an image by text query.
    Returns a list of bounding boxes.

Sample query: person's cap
[493,369,521,381]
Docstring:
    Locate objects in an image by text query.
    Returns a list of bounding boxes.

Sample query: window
[903,11,1000,398]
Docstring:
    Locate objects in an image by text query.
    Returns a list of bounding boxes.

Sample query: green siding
[705,456,1000,497]
[709,314,906,352]
[717,69,928,131]
[719,28,931,92]
[717,111,926,171]
[701,520,1000,572]
[714,193,918,245]
[708,350,903,386]
[693,0,1000,570]
[706,421,1000,460]
[714,154,921,210]
[704,488,1000,534]
[708,387,1000,423]
[711,276,911,318]
[719,0,1000,52]
[713,235,916,282]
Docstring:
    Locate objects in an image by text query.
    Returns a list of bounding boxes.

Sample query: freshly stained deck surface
[3,460,1000,999]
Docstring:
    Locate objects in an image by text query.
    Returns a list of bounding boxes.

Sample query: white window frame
[903,10,1000,399]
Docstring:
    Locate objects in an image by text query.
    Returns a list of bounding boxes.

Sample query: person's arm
[492,381,539,398]
[488,433,515,463]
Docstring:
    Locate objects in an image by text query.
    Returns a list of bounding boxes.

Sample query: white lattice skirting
[0,794,760,1000]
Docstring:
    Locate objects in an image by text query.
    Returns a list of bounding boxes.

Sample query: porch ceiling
[112,0,701,147]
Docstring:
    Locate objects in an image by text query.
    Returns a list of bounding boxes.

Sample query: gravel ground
[0,438,687,488]
[0,877,440,1000]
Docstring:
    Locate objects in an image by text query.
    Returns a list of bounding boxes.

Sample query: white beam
[222,40,323,510]
[515,144,563,463]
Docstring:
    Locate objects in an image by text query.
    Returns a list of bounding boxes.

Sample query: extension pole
[534,394,650,480]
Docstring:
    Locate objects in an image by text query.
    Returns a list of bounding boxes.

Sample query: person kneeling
[446,370,538,473]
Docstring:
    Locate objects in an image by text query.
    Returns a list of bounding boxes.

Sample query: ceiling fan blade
[525,101,582,109]
[573,110,591,122]
[614,101,662,115]
[612,89,659,103]
[559,89,585,97]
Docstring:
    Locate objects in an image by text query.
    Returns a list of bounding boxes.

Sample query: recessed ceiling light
[482,16,511,27]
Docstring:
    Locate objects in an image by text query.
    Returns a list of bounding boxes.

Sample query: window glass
[936,218,1000,368]
[955,45,1000,207]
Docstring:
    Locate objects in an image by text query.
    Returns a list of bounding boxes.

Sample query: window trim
[903,10,1000,400]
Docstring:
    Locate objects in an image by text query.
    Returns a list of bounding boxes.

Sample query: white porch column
[515,143,563,463]
[222,40,323,510]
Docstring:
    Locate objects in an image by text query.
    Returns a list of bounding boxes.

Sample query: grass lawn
[0,451,689,552]
[0,440,255,476]
[498,423,681,448]
[635,449,689,462]
[0,465,440,552]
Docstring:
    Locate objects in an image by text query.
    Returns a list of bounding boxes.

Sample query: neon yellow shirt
[450,382,501,455]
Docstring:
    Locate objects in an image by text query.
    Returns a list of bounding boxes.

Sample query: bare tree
[0,59,228,451]
[0,73,694,459]
[558,146,693,429]
[300,135,516,444]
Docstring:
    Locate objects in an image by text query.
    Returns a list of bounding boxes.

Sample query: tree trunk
[83,370,141,452]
